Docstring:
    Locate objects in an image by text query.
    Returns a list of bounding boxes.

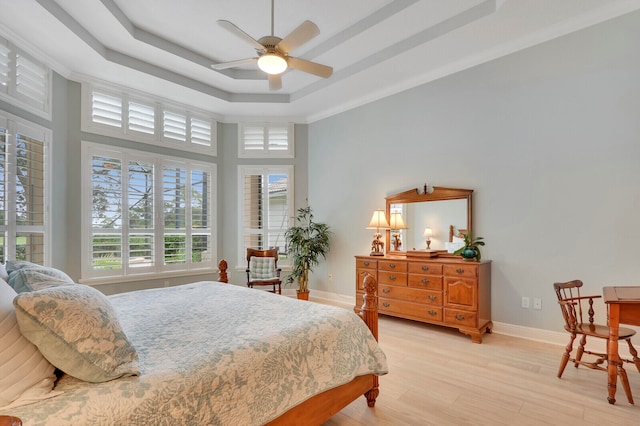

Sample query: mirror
[385,186,472,252]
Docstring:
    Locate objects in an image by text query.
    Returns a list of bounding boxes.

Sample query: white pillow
[0,263,8,282]
[0,279,59,409]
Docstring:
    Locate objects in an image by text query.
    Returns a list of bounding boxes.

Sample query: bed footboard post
[218,259,228,283]
[359,273,380,407]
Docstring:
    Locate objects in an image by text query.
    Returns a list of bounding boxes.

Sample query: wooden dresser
[355,254,492,343]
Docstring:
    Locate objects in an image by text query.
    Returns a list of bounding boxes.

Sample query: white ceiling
[1,0,640,122]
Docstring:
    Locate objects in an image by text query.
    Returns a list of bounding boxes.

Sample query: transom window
[238,123,294,158]
[82,142,216,281]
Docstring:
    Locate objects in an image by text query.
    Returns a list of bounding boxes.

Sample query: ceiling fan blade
[287,57,333,78]
[211,57,257,70]
[268,74,282,91]
[277,20,320,54]
[217,20,265,51]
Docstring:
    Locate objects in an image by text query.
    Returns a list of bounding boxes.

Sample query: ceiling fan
[211,0,333,90]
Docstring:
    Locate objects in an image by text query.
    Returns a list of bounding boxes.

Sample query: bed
[0,261,387,425]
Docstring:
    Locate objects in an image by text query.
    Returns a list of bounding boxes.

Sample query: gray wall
[307,11,640,332]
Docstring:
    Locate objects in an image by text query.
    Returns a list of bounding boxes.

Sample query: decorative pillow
[13,284,140,383]
[0,280,59,409]
[249,256,276,280]
[0,263,8,282]
[5,260,42,275]
[8,268,74,293]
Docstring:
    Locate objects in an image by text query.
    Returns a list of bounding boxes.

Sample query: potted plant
[285,206,331,300]
[453,232,485,261]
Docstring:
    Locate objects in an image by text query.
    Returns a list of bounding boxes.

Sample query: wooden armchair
[554,280,640,403]
[246,248,282,294]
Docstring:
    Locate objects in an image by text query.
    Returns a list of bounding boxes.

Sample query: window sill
[79,268,218,286]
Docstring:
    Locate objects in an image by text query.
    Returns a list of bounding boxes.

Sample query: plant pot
[460,247,479,261]
[296,290,310,300]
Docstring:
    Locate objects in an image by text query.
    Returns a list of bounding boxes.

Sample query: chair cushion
[249,256,277,280]
[13,284,140,383]
[0,280,59,409]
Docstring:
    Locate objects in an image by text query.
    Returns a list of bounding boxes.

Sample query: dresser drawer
[408,262,443,275]
[379,284,439,304]
[356,258,378,270]
[379,260,407,272]
[444,264,478,278]
[408,274,443,290]
[380,298,443,321]
[444,308,477,328]
[378,271,407,286]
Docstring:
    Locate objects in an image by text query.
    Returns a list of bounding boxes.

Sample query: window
[0,112,50,264]
[238,123,294,158]
[81,82,217,155]
[82,142,215,280]
[238,165,293,266]
[0,36,51,119]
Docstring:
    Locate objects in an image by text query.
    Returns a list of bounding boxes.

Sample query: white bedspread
[2,281,388,425]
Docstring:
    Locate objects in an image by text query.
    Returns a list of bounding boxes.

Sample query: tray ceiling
[1,0,639,122]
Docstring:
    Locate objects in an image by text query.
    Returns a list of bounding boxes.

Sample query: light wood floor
[323,315,640,426]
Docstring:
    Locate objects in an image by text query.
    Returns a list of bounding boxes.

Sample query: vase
[460,247,478,261]
[296,290,310,300]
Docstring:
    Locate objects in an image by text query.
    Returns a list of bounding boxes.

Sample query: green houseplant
[453,232,485,261]
[285,207,331,299]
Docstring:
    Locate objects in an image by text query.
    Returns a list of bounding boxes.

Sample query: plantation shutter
[162,165,186,264]
[128,160,154,268]
[15,52,48,111]
[90,156,123,270]
[190,168,211,264]
[128,101,155,135]
[163,111,187,141]
[190,118,211,146]
[92,92,123,128]
[268,125,289,151]
[0,41,10,94]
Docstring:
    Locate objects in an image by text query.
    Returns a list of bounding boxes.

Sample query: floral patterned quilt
[2,281,388,425]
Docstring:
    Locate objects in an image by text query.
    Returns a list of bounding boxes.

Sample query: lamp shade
[367,209,390,229]
[258,53,288,75]
[423,227,433,237]
[389,212,407,230]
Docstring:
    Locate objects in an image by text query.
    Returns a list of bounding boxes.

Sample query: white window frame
[0,110,51,264]
[237,165,293,269]
[81,141,216,283]
[81,81,218,156]
[0,36,52,120]
[238,123,294,158]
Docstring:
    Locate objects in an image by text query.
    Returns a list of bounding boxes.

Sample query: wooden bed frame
[1,260,380,426]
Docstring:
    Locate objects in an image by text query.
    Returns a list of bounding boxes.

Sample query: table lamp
[367,209,390,256]
[424,227,433,249]
[389,212,408,251]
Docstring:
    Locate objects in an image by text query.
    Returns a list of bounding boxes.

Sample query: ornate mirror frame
[385,186,473,252]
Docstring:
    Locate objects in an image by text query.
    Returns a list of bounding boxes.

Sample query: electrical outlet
[521,296,530,309]
[533,297,542,310]
[328,274,333,281]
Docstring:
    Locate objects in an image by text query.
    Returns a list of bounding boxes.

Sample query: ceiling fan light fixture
[258,53,287,75]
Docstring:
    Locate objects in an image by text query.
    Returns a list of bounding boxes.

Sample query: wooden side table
[603,286,640,404]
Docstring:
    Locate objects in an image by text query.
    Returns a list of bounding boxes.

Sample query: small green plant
[453,232,485,261]
[285,207,331,293]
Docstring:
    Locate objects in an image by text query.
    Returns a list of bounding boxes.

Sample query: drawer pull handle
[428,295,437,301]
[421,279,429,285]
[382,302,390,308]
[422,266,429,271]
[382,288,391,294]
[364,261,370,266]
[456,268,464,274]
[428,310,437,316]
[455,314,465,321]
[389,275,396,281]
[389,263,396,269]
